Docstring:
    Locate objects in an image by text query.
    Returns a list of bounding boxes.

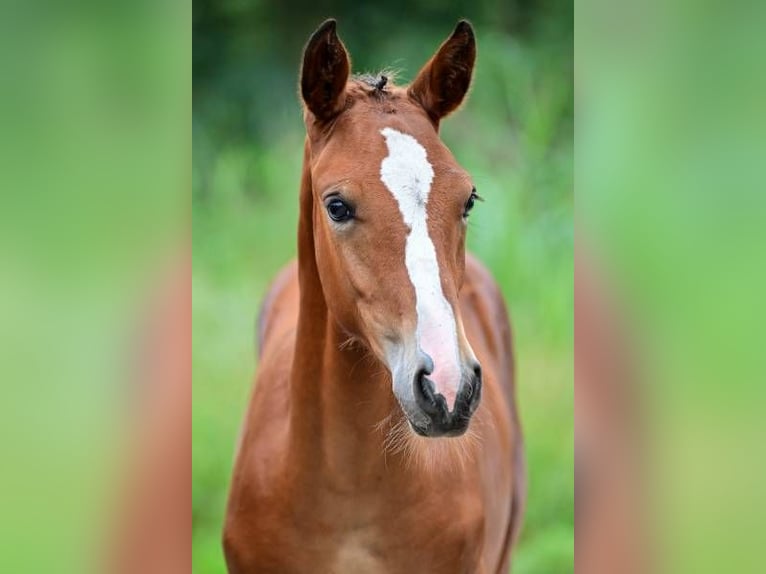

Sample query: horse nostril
[415,367,425,385]
[415,368,435,401]
[464,362,483,414]
[413,365,446,418]
[421,353,434,376]
[465,364,481,400]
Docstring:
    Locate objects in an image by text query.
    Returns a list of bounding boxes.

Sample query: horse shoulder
[225,262,301,570]
[256,260,300,358]
[459,253,526,571]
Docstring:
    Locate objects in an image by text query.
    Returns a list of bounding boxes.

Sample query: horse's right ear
[300,19,350,123]
[408,20,476,126]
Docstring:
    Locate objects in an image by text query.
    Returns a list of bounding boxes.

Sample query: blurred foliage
[578,1,766,572]
[193,1,572,573]
[0,3,189,573]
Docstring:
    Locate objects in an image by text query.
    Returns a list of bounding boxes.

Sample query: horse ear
[300,19,350,123]
[409,20,476,125]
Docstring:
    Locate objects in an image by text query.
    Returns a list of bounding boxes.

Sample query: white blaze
[379,127,462,410]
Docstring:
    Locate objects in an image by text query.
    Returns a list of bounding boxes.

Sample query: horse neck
[287,139,396,480]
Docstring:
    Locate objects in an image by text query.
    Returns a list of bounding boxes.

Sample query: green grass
[193,31,572,574]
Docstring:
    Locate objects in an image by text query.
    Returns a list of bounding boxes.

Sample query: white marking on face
[379,127,462,410]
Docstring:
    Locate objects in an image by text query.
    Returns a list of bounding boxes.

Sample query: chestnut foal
[224,20,525,574]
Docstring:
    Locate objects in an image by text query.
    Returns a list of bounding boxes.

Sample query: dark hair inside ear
[300,19,350,122]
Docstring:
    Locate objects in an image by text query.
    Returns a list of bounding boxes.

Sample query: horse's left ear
[300,19,350,123]
[409,20,476,125]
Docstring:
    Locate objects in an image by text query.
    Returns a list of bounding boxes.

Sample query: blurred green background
[193,1,572,572]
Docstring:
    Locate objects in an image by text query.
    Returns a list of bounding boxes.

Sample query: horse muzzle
[405,355,482,437]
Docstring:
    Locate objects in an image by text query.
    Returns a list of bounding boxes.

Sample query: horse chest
[329,529,387,574]
[233,516,388,573]
[258,523,480,574]
[268,491,483,573]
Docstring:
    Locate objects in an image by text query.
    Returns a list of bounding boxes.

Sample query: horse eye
[463,191,479,218]
[326,198,354,222]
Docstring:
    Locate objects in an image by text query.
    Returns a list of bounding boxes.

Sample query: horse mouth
[406,414,471,438]
[408,419,432,437]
